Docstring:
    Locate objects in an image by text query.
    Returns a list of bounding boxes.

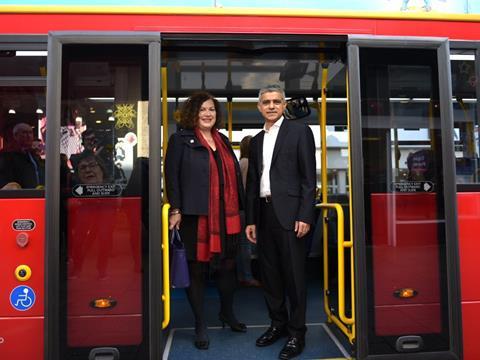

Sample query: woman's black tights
[215,259,238,322]
[185,259,237,334]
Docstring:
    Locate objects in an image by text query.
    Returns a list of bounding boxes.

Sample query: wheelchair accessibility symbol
[10,285,35,311]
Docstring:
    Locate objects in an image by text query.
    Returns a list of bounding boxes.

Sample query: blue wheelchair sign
[10,285,35,311]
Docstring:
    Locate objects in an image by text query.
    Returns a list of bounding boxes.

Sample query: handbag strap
[170,228,184,249]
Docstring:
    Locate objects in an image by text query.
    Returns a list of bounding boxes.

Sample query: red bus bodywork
[0,7,479,359]
[0,198,44,360]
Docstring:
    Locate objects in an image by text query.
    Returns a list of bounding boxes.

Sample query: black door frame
[347,35,462,360]
[45,31,163,360]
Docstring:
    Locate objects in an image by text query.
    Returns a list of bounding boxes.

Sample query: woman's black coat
[164,128,245,215]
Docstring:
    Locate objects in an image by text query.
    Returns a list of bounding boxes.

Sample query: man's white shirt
[260,116,284,198]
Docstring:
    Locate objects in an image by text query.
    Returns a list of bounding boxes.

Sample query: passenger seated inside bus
[0,122,45,189]
[70,129,126,186]
[72,151,109,185]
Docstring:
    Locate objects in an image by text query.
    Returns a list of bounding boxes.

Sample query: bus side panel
[457,192,480,360]
[371,193,441,335]
[0,318,43,360]
[66,197,142,347]
[0,199,44,360]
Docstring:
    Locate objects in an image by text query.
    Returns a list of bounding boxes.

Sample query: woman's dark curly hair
[178,91,223,130]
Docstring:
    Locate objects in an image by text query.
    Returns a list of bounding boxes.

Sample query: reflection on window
[451,49,479,184]
[0,48,46,191]
[61,44,149,195]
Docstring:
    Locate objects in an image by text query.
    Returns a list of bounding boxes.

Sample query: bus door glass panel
[450,49,479,185]
[59,44,149,359]
[360,48,449,354]
[0,48,46,360]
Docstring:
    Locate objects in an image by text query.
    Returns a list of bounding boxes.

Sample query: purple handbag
[170,228,190,288]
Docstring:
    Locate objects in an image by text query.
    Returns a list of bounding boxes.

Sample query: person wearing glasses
[73,151,107,185]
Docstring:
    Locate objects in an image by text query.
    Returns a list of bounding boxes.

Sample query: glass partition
[359,47,451,355]
[59,43,150,360]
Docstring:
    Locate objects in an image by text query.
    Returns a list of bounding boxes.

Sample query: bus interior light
[450,54,475,61]
[16,51,47,57]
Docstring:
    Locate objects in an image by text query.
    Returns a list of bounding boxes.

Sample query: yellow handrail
[317,203,355,341]
[161,203,171,329]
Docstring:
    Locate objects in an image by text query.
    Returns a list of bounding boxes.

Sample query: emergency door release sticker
[10,285,36,311]
[12,219,36,231]
[72,184,122,197]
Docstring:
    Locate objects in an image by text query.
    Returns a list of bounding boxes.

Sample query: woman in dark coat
[165,92,246,350]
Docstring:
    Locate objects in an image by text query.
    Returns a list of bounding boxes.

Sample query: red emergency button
[16,232,29,248]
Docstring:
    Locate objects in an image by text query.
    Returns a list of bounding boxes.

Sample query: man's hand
[295,221,310,238]
[245,224,257,244]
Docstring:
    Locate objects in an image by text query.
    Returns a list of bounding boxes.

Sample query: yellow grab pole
[161,203,171,329]
[319,63,331,320]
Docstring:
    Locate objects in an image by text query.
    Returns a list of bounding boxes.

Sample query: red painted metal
[457,193,480,360]
[461,301,480,360]
[0,14,479,40]
[371,193,441,335]
[66,197,142,347]
[0,199,44,360]
[0,318,44,360]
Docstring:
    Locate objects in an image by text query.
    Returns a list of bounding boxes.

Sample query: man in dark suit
[246,84,316,359]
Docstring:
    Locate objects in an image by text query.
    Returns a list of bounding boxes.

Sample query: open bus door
[45,32,166,360]
[346,36,463,359]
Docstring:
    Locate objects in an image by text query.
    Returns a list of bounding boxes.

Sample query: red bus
[0,6,479,360]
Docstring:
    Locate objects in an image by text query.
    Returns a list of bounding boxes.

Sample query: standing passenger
[237,135,261,287]
[165,92,246,350]
[245,84,316,359]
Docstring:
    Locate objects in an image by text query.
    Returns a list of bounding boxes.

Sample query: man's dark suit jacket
[0,150,44,189]
[245,120,316,231]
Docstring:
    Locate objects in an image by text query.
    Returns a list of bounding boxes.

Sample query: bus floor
[164,263,351,359]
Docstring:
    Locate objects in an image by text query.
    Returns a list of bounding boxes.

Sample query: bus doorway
[161,34,354,359]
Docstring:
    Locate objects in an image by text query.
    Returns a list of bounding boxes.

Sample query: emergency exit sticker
[72,184,122,197]
[9,285,36,311]
[11,219,36,231]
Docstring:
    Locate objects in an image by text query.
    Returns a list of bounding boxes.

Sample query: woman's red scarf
[194,128,241,262]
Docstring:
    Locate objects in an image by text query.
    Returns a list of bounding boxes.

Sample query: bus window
[451,49,479,185]
[0,48,46,192]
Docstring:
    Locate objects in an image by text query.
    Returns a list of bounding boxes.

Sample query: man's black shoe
[279,336,305,359]
[255,326,287,347]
